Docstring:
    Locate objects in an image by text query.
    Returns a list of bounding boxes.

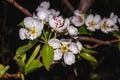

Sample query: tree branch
[63,0,75,13]
[3,72,21,79]
[78,0,95,13]
[77,36,119,47]
[6,0,32,17]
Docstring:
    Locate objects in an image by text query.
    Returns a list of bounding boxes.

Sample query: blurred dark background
[0,0,120,80]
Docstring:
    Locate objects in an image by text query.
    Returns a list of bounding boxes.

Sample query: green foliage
[80,53,97,63]
[0,64,10,78]
[0,64,4,70]
[40,45,54,70]
[25,45,43,74]
[25,45,40,69]
[78,26,91,35]
[81,48,97,54]
[14,53,26,73]
[18,21,25,27]
[14,45,43,74]
[25,60,43,74]
[16,41,35,55]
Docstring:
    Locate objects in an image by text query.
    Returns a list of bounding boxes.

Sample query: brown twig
[63,0,75,13]
[6,0,32,17]
[4,72,21,79]
[77,36,119,48]
[78,0,95,13]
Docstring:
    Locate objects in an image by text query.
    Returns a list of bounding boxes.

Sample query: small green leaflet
[16,42,35,55]
[0,65,10,78]
[18,21,25,27]
[25,45,40,70]
[14,53,26,73]
[40,45,54,70]
[0,64,4,71]
[78,26,91,35]
[80,53,97,63]
[81,48,97,54]
[25,60,43,74]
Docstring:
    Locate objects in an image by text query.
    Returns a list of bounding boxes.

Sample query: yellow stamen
[60,45,69,53]
[29,27,37,36]
[101,22,108,30]
[89,21,96,27]
[78,16,83,22]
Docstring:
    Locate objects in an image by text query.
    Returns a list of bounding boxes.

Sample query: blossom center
[29,27,37,36]
[101,21,108,30]
[60,45,69,53]
[89,21,96,27]
[77,16,83,22]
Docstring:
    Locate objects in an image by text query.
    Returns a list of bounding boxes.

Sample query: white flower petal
[67,26,78,36]
[94,14,101,23]
[110,12,118,23]
[69,43,79,54]
[49,16,64,32]
[23,17,35,29]
[64,18,70,28]
[74,10,82,16]
[48,39,61,49]
[54,49,63,60]
[50,9,60,16]
[60,39,71,45]
[37,9,50,21]
[40,1,50,9]
[64,52,75,65]
[19,28,28,40]
[71,15,85,27]
[85,14,94,27]
[76,41,83,51]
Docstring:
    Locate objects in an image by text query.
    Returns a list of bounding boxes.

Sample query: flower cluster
[19,1,120,65]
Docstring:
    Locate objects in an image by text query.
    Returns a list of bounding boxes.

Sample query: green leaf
[81,48,97,54]
[26,45,40,70]
[118,41,120,52]
[18,21,24,27]
[0,65,10,78]
[14,53,26,73]
[41,45,54,70]
[16,42,35,55]
[80,53,97,63]
[21,74,25,80]
[25,60,43,74]
[0,64,4,71]
[78,26,91,35]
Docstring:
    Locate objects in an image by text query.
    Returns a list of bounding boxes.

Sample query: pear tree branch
[77,36,120,48]
[78,0,95,13]
[63,0,75,13]
[6,0,32,17]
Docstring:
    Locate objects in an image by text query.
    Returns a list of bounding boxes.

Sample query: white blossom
[49,9,60,16]
[67,26,78,36]
[36,1,50,11]
[109,12,118,23]
[36,8,50,21]
[64,52,75,65]
[48,38,83,65]
[71,10,85,27]
[19,17,44,40]
[100,18,118,33]
[19,28,29,40]
[85,14,101,31]
[49,16,69,32]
